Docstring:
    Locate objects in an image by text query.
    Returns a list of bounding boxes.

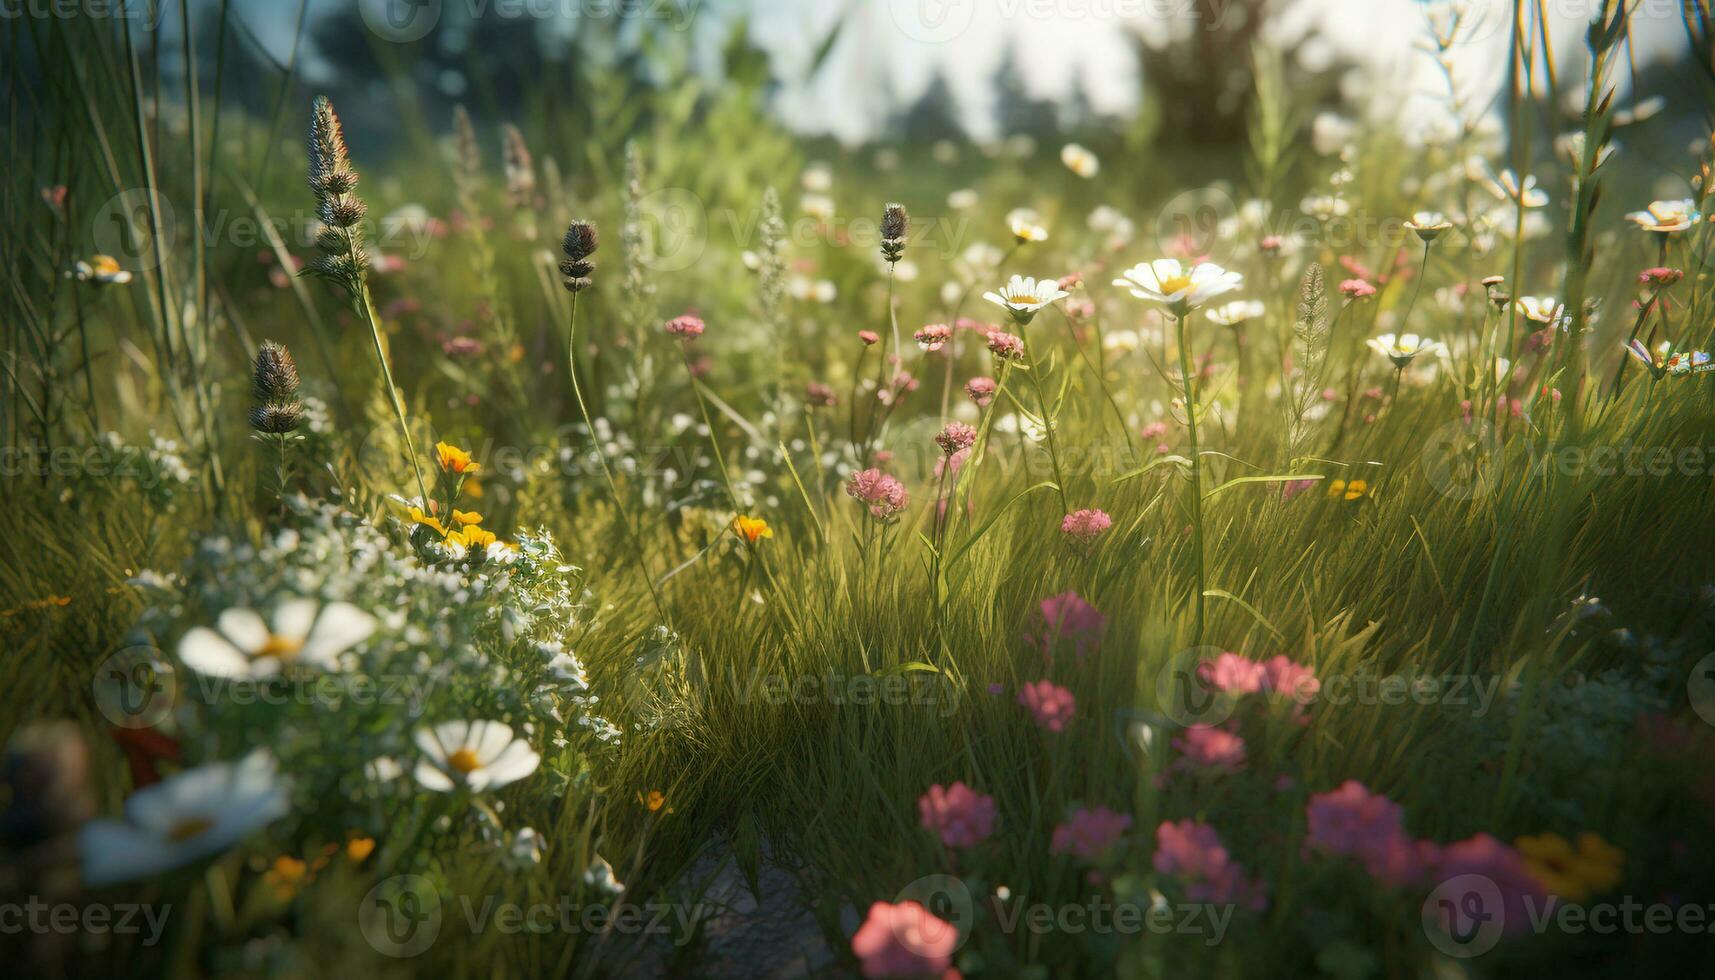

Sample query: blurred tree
[892,68,966,144]
[1129,0,1268,146]
[991,41,1058,139]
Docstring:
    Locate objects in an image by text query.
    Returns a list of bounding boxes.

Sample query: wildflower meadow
[5,1,1715,976]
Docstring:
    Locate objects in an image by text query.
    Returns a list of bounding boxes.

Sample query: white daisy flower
[800,194,835,222]
[413,720,541,793]
[1404,211,1453,242]
[1005,208,1049,243]
[799,162,832,193]
[177,598,376,679]
[1625,199,1699,234]
[1515,296,1567,327]
[1484,168,1549,208]
[69,254,133,285]
[1060,143,1099,178]
[79,752,290,886]
[1206,300,1265,326]
[947,188,979,210]
[982,274,1069,324]
[1113,259,1243,315]
[1365,333,1446,368]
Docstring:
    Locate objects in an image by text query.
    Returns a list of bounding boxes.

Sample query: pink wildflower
[1029,591,1106,662]
[918,781,997,849]
[964,376,997,406]
[1197,652,1266,695]
[858,330,880,346]
[1174,725,1247,772]
[914,323,953,352]
[805,381,837,407]
[1259,655,1320,704]
[1018,680,1076,733]
[1304,781,1439,888]
[935,422,978,456]
[846,468,908,521]
[1430,834,1549,936]
[1340,278,1377,300]
[1060,508,1113,545]
[986,331,1025,361]
[1153,820,1268,911]
[850,901,958,978]
[1638,267,1683,287]
[664,313,705,339]
[1140,420,1169,440]
[1051,806,1134,862]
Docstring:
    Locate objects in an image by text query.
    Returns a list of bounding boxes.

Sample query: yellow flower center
[1160,275,1194,295]
[1008,293,1039,306]
[447,747,482,774]
[256,634,303,661]
[168,816,215,841]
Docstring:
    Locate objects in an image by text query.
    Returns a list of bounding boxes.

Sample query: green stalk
[1176,311,1207,643]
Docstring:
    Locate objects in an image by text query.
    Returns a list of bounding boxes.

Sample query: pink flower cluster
[850,901,960,978]
[1018,680,1076,732]
[1196,652,1320,706]
[914,323,953,352]
[918,781,996,850]
[1339,278,1376,300]
[1029,591,1106,662]
[1060,508,1112,546]
[846,468,908,521]
[986,330,1025,360]
[1304,781,1440,888]
[964,376,997,407]
[1174,725,1247,773]
[935,422,978,456]
[664,313,705,339]
[1432,834,1550,936]
[1051,806,1133,862]
[1153,820,1268,911]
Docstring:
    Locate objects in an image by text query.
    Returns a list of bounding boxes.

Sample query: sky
[228,0,1698,143]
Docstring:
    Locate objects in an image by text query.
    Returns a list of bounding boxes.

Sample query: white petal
[470,721,517,764]
[216,608,269,653]
[178,626,253,678]
[271,598,320,645]
[300,602,376,666]
[479,741,541,789]
[414,760,456,792]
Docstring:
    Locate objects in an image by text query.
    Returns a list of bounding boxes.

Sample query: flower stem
[1176,313,1207,643]
[355,283,430,507]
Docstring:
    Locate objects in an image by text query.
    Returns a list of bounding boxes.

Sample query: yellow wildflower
[733,515,772,544]
[451,509,484,526]
[1515,832,1624,901]
[1326,479,1369,501]
[435,441,481,475]
[263,855,309,900]
[408,506,447,536]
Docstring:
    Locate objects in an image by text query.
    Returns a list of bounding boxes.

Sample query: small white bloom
[1625,199,1699,234]
[79,752,290,886]
[1113,259,1243,314]
[505,827,545,869]
[1206,300,1265,326]
[947,188,979,210]
[1060,143,1099,178]
[1484,168,1549,208]
[178,598,375,678]
[1365,333,1445,368]
[1515,296,1566,327]
[799,194,835,221]
[1005,208,1049,243]
[982,274,1069,324]
[414,720,541,793]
